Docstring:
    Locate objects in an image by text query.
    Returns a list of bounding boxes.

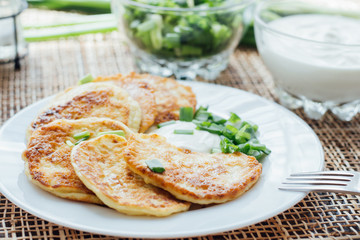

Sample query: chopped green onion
[174,129,194,135]
[179,45,202,56]
[245,126,256,139]
[73,131,90,140]
[164,33,180,48]
[137,20,156,32]
[238,143,251,154]
[247,149,263,160]
[222,125,238,140]
[250,143,267,152]
[74,136,90,145]
[234,126,252,144]
[211,115,226,124]
[240,121,251,129]
[252,124,259,132]
[146,159,165,173]
[78,74,94,85]
[196,121,211,127]
[187,0,195,8]
[190,106,271,159]
[229,112,241,123]
[211,148,222,154]
[198,124,223,135]
[194,106,208,116]
[98,130,125,137]
[149,14,163,50]
[65,140,74,147]
[192,119,203,125]
[196,122,224,135]
[263,148,272,155]
[157,120,176,128]
[179,107,194,122]
[256,152,268,160]
[194,110,211,121]
[220,138,239,154]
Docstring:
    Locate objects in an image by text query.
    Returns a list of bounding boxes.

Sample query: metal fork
[279,171,360,195]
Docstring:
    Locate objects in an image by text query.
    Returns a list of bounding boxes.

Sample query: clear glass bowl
[112,0,254,80]
[0,0,28,67]
[255,0,360,121]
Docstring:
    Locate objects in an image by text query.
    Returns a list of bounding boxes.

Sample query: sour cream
[257,14,360,103]
[150,121,221,153]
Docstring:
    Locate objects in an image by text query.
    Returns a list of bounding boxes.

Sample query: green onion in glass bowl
[112,0,254,80]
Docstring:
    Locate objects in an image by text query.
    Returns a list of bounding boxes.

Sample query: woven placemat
[0,9,359,240]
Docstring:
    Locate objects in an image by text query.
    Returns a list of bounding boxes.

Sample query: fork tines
[290,171,354,177]
[279,171,359,194]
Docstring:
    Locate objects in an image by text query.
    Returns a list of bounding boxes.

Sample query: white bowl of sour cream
[254,0,360,121]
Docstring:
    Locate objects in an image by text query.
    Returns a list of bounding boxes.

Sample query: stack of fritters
[23,118,133,204]
[92,72,197,125]
[23,73,262,217]
[71,134,190,216]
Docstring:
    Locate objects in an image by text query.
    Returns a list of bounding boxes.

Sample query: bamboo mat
[0,9,359,240]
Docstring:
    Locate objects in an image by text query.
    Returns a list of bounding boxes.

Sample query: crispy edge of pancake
[123,72,197,124]
[23,162,103,204]
[124,134,262,205]
[22,118,134,204]
[27,82,142,140]
[71,134,190,216]
[93,74,158,133]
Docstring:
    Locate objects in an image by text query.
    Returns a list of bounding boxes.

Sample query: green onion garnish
[190,105,271,159]
[74,136,90,145]
[179,107,194,122]
[174,129,194,135]
[211,148,222,154]
[146,159,165,173]
[194,110,211,122]
[263,148,272,155]
[65,140,74,147]
[222,125,238,140]
[229,112,241,123]
[78,74,94,85]
[196,122,223,135]
[194,106,208,118]
[157,120,176,128]
[249,143,267,152]
[98,130,125,137]
[211,115,226,124]
[238,143,251,154]
[73,131,90,140]
[220,138,239,154]
[247,149,267,160]
[252,124,259,132]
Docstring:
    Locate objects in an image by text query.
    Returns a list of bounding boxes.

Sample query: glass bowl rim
[117,0,255,13]
[254,0,360,47]
[0,0,27,19]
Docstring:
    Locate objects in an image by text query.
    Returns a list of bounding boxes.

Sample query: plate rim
[0,81,324,238]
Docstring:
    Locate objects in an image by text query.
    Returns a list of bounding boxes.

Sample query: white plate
[0,81,324,239]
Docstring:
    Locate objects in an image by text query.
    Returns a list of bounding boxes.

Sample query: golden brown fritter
[93,74,157,132]
[122,72,197,124]
[124,134,262,204]
[23,118,133,204]
[27,82,141,139]
[71,134,190,216]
